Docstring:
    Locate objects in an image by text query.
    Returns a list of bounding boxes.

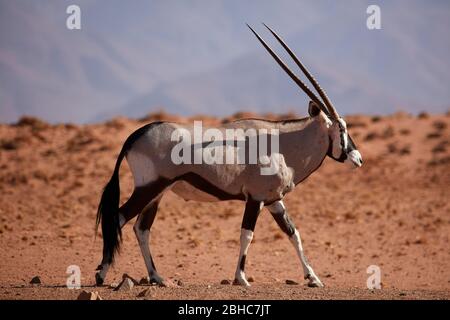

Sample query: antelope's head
[248,23,363,168]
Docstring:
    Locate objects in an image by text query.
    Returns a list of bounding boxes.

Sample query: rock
[122,273,139,285]
[414,236,426,245]
[137,289,150,298]
[285,279,299,285]
[248,276,255,283]
[220,279,231,285]
[30,276,41,284]
[114,278,134,291]
[176,279,184,287]
[108,282,119,289]
[77,290,102,300]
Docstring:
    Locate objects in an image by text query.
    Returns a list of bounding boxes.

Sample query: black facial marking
[338,122,348,160]
[346,135,357,152]
[338,122,347,147]
[327,135,346,162]
[327,122,359,163]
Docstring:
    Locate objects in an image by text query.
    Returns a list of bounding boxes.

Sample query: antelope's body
[130,117,329,202]
[95,25,363,287]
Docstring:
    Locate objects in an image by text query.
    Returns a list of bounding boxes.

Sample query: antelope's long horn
[247,24,329,116]
[262,23,340,120]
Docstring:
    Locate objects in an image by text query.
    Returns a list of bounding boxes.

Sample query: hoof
[233,278,251,287]
[95,272,104,286]
[307,280,324,288]
[305,274,324,288]
[149,275,168,287]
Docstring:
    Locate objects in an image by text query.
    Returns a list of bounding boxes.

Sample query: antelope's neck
[278,119,330,185]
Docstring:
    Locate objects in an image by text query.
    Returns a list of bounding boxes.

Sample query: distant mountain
[109,0,450,120]
[1,0,449,123]
[108,52,396,121]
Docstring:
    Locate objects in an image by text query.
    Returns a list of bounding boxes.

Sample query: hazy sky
[1,0,449,123]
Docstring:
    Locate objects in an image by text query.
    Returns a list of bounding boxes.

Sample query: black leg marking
[234,199,262,286]
[241,199,262,231]
[240,254,247,270]
[271,210,296,237]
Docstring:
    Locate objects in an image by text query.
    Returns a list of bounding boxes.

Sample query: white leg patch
[234,229,253,287]
[290,229,323,287]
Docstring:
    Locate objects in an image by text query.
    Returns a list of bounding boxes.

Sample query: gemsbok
[95,24,363,287]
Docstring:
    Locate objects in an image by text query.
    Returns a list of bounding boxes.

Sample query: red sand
[0,111,449,299]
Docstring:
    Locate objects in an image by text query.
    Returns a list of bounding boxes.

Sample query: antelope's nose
[348,150,363,168]
[356,156,363,167]
[354,153,363,167]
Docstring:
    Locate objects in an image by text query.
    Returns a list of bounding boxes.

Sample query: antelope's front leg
[267,200,323,287]
[234,199,263,287]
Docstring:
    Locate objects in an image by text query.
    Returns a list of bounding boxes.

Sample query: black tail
[95,147,127,265]
[95,121,163,265]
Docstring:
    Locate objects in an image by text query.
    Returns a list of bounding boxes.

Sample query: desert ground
[0,111,449,300]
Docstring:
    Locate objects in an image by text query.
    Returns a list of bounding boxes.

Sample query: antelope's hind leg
[133,197,167,286]
[267,200,323,287]
[95,188,152,285]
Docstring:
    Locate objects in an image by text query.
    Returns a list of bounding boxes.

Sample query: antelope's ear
[308,101,321,117]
